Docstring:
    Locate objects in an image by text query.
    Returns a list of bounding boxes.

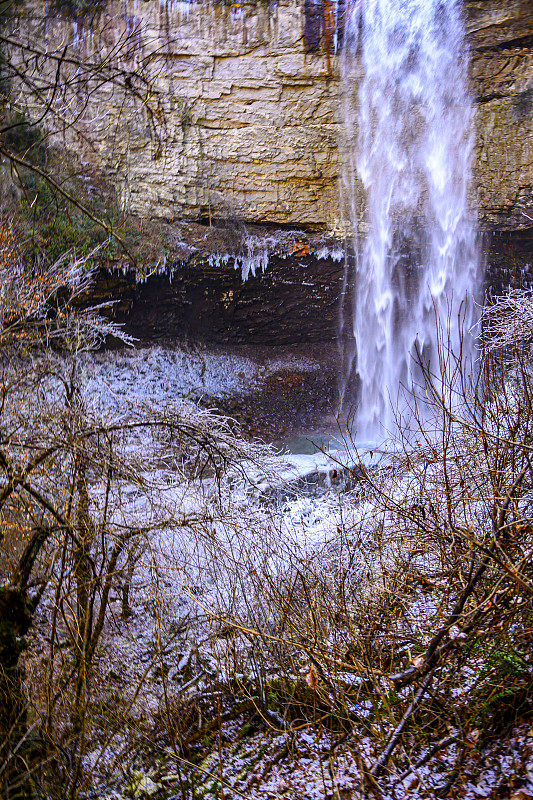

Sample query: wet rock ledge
[94,222,347,345]
[93,221,533,346]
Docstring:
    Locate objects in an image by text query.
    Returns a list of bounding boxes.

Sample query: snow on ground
[80,345,324,412]
[24,347,533,800]
[34,453,380,798]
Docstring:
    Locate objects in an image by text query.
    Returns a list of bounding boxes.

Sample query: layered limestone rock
[468,0,533,229]
[21,0,340,229]
[11,0,533,233]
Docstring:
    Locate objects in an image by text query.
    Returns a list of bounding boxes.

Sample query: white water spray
[340,0,479,443]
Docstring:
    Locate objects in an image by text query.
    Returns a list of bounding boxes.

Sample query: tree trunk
[0,586,35,799]
[74,463,94,661]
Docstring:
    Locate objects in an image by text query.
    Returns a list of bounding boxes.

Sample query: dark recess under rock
[94,253,349,346]
[91,227,533,347]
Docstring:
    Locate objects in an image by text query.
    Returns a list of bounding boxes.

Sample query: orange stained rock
[288,240,310,257]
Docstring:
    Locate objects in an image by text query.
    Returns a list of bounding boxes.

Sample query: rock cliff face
[468,0,533,229]
[15,0,533,233]
[8,0,533,345]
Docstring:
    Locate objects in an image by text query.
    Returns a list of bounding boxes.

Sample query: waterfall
[340,0,479,444]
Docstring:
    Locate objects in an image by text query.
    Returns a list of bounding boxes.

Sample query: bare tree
[0,221,275,798]
[0,0,166,260]
[177,308,533,795]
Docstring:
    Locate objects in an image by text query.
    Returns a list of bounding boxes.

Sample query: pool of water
[273,433,342,455]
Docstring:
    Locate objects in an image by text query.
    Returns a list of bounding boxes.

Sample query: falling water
[339,0,479,444]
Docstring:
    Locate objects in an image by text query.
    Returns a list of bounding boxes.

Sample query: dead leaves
[306,664,318,690]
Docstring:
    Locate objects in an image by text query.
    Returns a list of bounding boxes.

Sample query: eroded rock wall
[13,0,339,229]
[468,0,533,229]
[10,0,533,233]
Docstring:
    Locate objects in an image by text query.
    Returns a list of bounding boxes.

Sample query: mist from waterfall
[339,0,479,445]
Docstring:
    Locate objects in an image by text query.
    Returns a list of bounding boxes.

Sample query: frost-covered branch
[481,287,533,351]
[0,223,134,349]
